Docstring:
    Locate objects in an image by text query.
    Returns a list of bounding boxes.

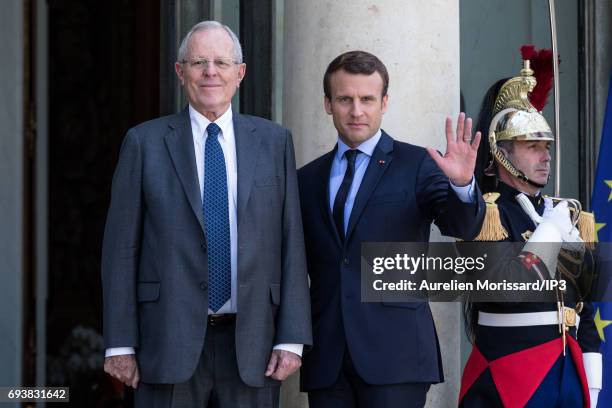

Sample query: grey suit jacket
[101,108,312,386]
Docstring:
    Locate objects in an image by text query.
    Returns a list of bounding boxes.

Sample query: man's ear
[175,62,185,85]
[237,63,246,84]
[324,96,332,115]
[381,94,389,114]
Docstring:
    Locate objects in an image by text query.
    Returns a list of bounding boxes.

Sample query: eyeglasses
[180,58,238,71]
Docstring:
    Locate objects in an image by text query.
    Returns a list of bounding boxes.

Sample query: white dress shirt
[106,105,302,358]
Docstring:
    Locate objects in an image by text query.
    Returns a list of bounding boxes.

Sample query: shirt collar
[189,104,234,140]
[335,129,382,160]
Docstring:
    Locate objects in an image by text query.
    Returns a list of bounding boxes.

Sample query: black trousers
[308,348,430,408]
[135,321,280,408]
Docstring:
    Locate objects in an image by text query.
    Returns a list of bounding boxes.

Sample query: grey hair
[177,20,243,63]
[497,140,515,155]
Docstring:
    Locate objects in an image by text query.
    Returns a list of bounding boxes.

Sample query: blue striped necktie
[203,122,231,312]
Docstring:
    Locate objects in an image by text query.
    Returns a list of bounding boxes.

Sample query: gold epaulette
[577,211,596,248]
[473,192,509,241]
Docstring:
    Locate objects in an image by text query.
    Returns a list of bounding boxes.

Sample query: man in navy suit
[298,50,486,407]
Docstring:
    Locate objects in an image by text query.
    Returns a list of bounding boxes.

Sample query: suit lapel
[164,108,205,233]
[345,131,394,242]
[320,147,342,248]
[234,113,259,219]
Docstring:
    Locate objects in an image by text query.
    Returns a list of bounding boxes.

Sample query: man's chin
[530,174,549,186]
[343,130,374,144]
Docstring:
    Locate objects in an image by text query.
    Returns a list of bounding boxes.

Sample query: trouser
[135,320,280,408]
[308,347,430,408]
[460,336,587,407]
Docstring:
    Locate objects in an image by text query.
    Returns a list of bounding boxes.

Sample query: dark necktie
[333,149,360,241]
[203,123,231,312]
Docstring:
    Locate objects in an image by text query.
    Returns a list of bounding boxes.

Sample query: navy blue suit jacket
[298,131,485,390]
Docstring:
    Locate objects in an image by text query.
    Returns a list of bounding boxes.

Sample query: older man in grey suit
[101,20,312,407]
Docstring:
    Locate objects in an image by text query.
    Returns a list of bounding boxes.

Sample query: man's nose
[350,102,363,117]
[203,61,217,76]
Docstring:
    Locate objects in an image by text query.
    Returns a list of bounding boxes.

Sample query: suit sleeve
[275,130,313,348]
[415,153,485,240]
[101,128,143,349]
[578,302,602,353]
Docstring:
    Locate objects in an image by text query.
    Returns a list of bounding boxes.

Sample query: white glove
[584,352,602,408]
[544,199,585,253]
[541,200,573,237]
[519,196,577,241]
[522,201,572,278]
[519,195,584,254]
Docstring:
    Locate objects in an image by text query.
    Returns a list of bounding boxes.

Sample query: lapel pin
[378,160,386,165]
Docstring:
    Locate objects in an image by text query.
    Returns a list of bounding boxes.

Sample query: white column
[283,1,461,406]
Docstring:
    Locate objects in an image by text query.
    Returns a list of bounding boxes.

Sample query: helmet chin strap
[508,160,550,190]
[524,176,547,190]
[509,167,547,190]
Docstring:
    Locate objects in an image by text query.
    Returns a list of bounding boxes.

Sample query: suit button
[343,258,349,265]
[200,282,208,291]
